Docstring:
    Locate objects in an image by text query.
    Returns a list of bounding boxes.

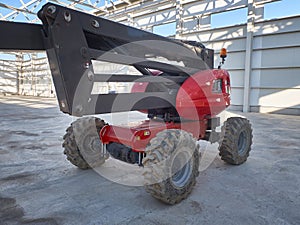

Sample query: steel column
[243,0,255,112]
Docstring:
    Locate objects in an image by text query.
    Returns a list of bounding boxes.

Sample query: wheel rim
[237,130,247,156]
[171,152,193,188]
[84,135,101,155]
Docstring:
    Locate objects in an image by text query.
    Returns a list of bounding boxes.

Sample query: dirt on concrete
[0,96,300,225]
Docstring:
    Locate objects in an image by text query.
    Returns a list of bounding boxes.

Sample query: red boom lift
[0,3,252,204]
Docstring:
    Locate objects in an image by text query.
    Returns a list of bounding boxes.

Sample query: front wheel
[218,117,253,165]
[142,129,200,205]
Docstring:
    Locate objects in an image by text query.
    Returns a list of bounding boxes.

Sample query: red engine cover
[176,69,231,120]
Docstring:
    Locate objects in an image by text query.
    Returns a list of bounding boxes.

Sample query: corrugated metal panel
[180,16,300,114]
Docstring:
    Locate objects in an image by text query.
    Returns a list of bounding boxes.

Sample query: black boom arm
[0,3,214,116]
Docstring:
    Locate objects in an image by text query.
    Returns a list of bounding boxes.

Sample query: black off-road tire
[142,129,200,205]
[218,117,253,165]
[62,117,107,169]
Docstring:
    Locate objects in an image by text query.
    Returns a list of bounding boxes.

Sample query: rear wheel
[142,129,200,205]
[62,117,107,169]
[218,117,253,165]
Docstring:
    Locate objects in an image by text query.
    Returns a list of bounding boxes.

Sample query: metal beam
[175,0,183,38]
[0,2,36,17]
[0,21,44,51]
[243,0,255,112]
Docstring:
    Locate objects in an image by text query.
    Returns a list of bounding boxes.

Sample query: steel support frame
[243,0,255,113]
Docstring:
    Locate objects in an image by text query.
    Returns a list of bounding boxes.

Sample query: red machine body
[176,69,231,120]
[100,120,208,152]
[100,69,231,152]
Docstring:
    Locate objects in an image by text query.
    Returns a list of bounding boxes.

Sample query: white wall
[179,16,300,114]
[100,0,300,115]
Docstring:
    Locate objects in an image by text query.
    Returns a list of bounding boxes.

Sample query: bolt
[83,62,90,69]
[87,71,94,81]
[47,5,56,14]
[60,101,66,108]
[91,19,99,28]
[64,11,71,22]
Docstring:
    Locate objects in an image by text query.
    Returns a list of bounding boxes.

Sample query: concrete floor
[0,96,299,225]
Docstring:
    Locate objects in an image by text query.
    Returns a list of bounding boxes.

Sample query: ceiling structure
[0,0,137,23]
